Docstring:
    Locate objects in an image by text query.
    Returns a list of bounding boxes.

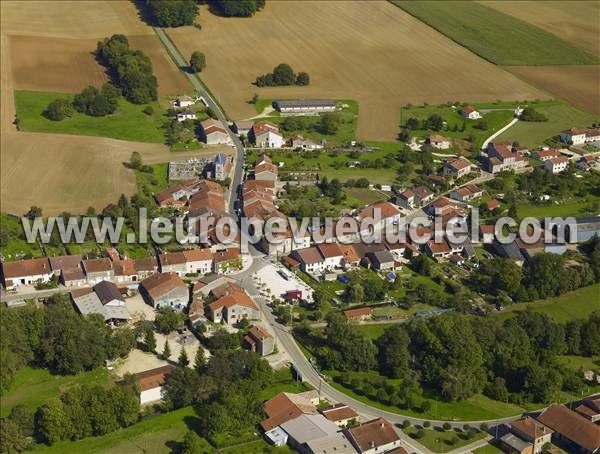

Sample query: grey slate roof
[94,280,123,305]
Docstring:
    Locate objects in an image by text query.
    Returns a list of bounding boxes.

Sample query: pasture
[168,1,545,141]
[506,66,600,116]
[393,1,599,66]
[481,1,600,56]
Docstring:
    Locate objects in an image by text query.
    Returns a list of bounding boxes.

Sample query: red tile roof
[140,272,187,300]
[2,258,51,278]
[208,291,258,312]
[135,365,176,391]
[348,418,400,451]
[320,403,358,422]
[536,404,600,452]
[344,307,372,318]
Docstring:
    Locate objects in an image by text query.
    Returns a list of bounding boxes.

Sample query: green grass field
[516,194,600,219]
[392,1,599,66]
[474,443,505,454]
[497,101,599,147]
[15,91,167,143]
[496,284,600,323]
[1,367,111,418]
[403,426,486,452]
[556,355,600,372]
[0,213,49,260]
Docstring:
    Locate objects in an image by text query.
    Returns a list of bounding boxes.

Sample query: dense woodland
[147,0,198,27]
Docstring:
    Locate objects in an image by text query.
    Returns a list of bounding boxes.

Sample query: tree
[178,348,190,367]
[155,308,181,334]
[144,328,156,353]
[162,340,172,360]
[190,51,206,72]
[163,367,200,409]
[182,430,211,454]
[214,0,265,17]
[443,422,451,431]
[319,112,341,134]
[129,151,142,169]
[194,347,206,373]
[347,284,364,305]
[484,376,509,402]
[25,206,42,219]
[36,399,70,444]
[0,419,29,453]
[377,325,410,378]
[9,404,35,438]
[148,0,198,27]
[272,63,295,85]
[296,71,310,86]
[45,99,74,121]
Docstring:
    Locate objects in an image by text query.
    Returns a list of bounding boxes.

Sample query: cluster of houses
[261,390,405,454]
[498,400,600,454]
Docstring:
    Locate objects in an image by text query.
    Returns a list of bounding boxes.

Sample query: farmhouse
[113,259,138,283]
[367,250,396,271]
[347,418,401,454]
[450,183,483,203]
[176,108,196,122]
[71,281,131,324]
[274,99,336,115]
[243,325,275,356]
[507,416,553,454]
[460,105,481,120]
[536,404,600,454]
[544,156,570,173]
[139,272,189,310]
[425,134,451,150]
[61,268,87,287]
[252,121,285,148]
[207,290,260,325]
[135,365,176,405]
[133,257,159,280]
[443,158,472,179]
[200,118,233,145]
[1,258,53,289]
[261,390,319,432]
[233,120,254,136]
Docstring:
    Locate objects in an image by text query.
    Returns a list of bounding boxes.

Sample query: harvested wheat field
[169,1,546,140]
[507,66,600,116]
[481,1,600,56]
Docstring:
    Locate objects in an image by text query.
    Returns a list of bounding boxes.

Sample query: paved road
[153,27,245,215]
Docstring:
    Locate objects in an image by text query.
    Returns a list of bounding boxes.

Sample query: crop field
[393,1,599,66]
[506,66,600,116]
[481,1,600,56]
[168,1,545,141]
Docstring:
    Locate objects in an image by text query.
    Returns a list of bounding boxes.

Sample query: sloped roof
[348,418,400,451]
[135,365,176,391]
[140,272,187,300]
[536,404,600,452]
[2,258,51,278]
[48,255,82,272]
[208,291,258,312]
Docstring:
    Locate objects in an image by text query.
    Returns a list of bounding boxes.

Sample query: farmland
[480,1,600,56]
[506,66,600,116]
[393,1,599,66]
[168,1,545,141]
[496,100,598,147]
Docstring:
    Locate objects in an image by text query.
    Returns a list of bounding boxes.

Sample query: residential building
[176,109,196,122]
[347,418,402,454]
[134,365,176,405]
[425,134,451,150]
[82,258,114,284]
[492,239,525,265]
[511,416,553,453]
[560,127,587,145]
[182,249,214,275]
[158,252,187,276]
[244,325,275,356]
[207,290,260,324]
[113,259,138,283]
[367,250,396,271]
[413,185,435,205]
[139,272,189,309]
[200,118,232,145]
[280,414,340,452]
[290,247,326,274]
[460,105,481,120]
[253,121,284,148]
[500,432,534,454]
[484,142,528,174]
[213,248,242,274]
[154,179,200,207]
[254,153,279,181]
[320,403,359,427]
[533,149,560,161]
[233,120,254,136]
[536,404,600,454]
[274,99,336,115]
[304,431,358,454]
[133,257,159,280]
[290,134,323,150]
[71,281,131,324]
[176,95,194,108]
[339,243,361,269]
[396,189,414,209]
[544,156,570,174]
[450,183,483,203]
[261,391,319,432]
[356,202,402,231]
[576,396,600,423]
[487,199,500,212]
[343,307,372,322]
[443,158,472,179]
[317,243,344,271]
[425,238,453,260]
[1,258,53,289]
[48,254,82,276]
[61,268,87,287]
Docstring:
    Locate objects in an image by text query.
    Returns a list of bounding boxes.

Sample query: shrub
[443,422,451,431]
[423,421,431,428]
[296,71,310,86]
[143,105,154,116]
[480,423,489,432]
[402,420,411,429]
[190,51,206,72]
[45,99,74,121]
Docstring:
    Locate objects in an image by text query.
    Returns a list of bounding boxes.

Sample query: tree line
[255,63,310,87]
[211,0,266,17]
[147,0,198,27]
[96,34,158,104]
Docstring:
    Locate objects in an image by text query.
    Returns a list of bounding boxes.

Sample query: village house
[82,258,114,284]
[113,259,138,283]
[544,156,570,174]
[61,268,87,287]
[413,185,435,205]
[346,418,401,454]
[139,272,189,310]
[274,99,336,115]
[134,365,176,405]
[213,248,242,274]
[506,416,554,454]
[484,142,528,174]
[460,105,481,120]
[290,247,326,274]
[1,257,53,289]
[320,403,359,428]
[133,257,159,280]
[290,134,323,150]
[176,108,196,122]
[480,224,496,244]
[317,243,344,271]
[425,134,451,150]
[181,249,214,275]
[254,154,279,182]
[343,307,372,322]
[536,404,600,454]
[487,199,501,212]
[425,238,453,260]
[243,325,275,356]
[367,250,396,272]
[252,121,284,148]
[356,202,402,231]
[207,290,260,325]
[443,158,472,179]
[158,252,188,276]
[560,127,588,145]
[260,391,320,443]
[576,396,600,423]
[176,95,194,108]
[339,243,361,269]
[396,189,415,209]
[200,118,233,145]
[533,149,560,161]
[280,414,341,452]
[71,281,131,324]
[450,183,483,203]
[48,254,82,277]
[233,120,254,136]
[154,179,201,207]
[577,155,599,172]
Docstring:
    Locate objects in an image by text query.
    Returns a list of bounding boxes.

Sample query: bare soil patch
[169,1,546,140]
[481,1,600,56]
[506,66,600,116]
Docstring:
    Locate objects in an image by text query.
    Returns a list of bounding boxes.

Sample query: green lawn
[259,368,312,401]
[15,90,167,143]
[344,187,391,206]
[135,163,170,195]
[495,284,600,323]
[354,323,398,340]
[556,355,600,372]
[1,367,111,418]
[497,101,599,147]
[401,103,516,153]
[392,1,598,65]
[31,407,211,454]
[0,213,48,260]
[473,443,505,454]
[403,426,486,453]
[516,194,600,219]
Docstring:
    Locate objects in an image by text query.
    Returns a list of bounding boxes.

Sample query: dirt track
[169,1,547,140]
